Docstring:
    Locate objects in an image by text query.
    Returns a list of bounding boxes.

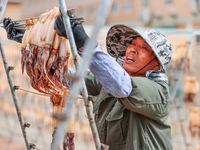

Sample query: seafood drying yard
[1,25,200,150]
[1,0,200,150]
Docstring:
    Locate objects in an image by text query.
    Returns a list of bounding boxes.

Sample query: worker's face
[123,37,160,76]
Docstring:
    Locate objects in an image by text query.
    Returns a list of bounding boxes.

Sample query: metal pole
[51,0,112,150]
[196,0,200,21]
[58,1,101,149]
[169,31,200,150]
[0,0,30,149]
[170,33,195,102]
[0,0,8,23]
[0,39,30,150]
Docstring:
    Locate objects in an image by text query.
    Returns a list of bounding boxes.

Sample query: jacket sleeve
[117,77,170,120]
[78,45,132,98]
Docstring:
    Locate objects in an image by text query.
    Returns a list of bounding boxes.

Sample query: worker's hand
[3,17,25,43]
[54,14,89,50]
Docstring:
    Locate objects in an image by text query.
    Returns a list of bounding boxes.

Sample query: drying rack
[0,0,112,149]
[1,0,196,150]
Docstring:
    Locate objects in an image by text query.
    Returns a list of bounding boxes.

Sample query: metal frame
[51,0,112,150]
[0,0,31,150]
[169,31,200,150]
[0,0,111,149]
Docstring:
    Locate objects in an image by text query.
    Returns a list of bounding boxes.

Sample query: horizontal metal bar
[70,17,85,20]
[0,23,35,29]
[14,23,33,27]
[11,17,39,23]
[14,27,26,30]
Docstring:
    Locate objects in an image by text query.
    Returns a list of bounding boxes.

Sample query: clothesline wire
[14,85,95,101]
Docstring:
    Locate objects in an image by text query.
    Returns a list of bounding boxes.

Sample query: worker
[4,14,173,150]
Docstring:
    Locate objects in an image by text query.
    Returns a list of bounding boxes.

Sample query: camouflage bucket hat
[106,24,173,72]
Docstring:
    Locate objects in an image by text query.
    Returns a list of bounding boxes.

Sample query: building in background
[2,0,199,29]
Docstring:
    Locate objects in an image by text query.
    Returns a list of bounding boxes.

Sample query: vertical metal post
[51,0,112,150]
[170,35,194,150]
[0,1,30,149]
[0,0,8,22]
[0,40,30,150]
[58,1,102,149]
[196,0,200,20]
[170,34,195,102]
[170,32,200,150]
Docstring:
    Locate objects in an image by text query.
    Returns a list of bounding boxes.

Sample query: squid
[21,7,74,150]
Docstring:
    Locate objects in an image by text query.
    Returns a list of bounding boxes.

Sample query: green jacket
[85,73,172,150]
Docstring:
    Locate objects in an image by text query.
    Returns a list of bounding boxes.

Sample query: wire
[14,86,51,97]
[14,85,96,102]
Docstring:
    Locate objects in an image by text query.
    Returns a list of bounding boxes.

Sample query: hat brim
[106,24,140,58]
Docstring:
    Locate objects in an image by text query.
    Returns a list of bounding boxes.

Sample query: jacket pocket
[106,104,126,145]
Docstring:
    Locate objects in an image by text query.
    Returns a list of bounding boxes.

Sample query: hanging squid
[21,7,74,150]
